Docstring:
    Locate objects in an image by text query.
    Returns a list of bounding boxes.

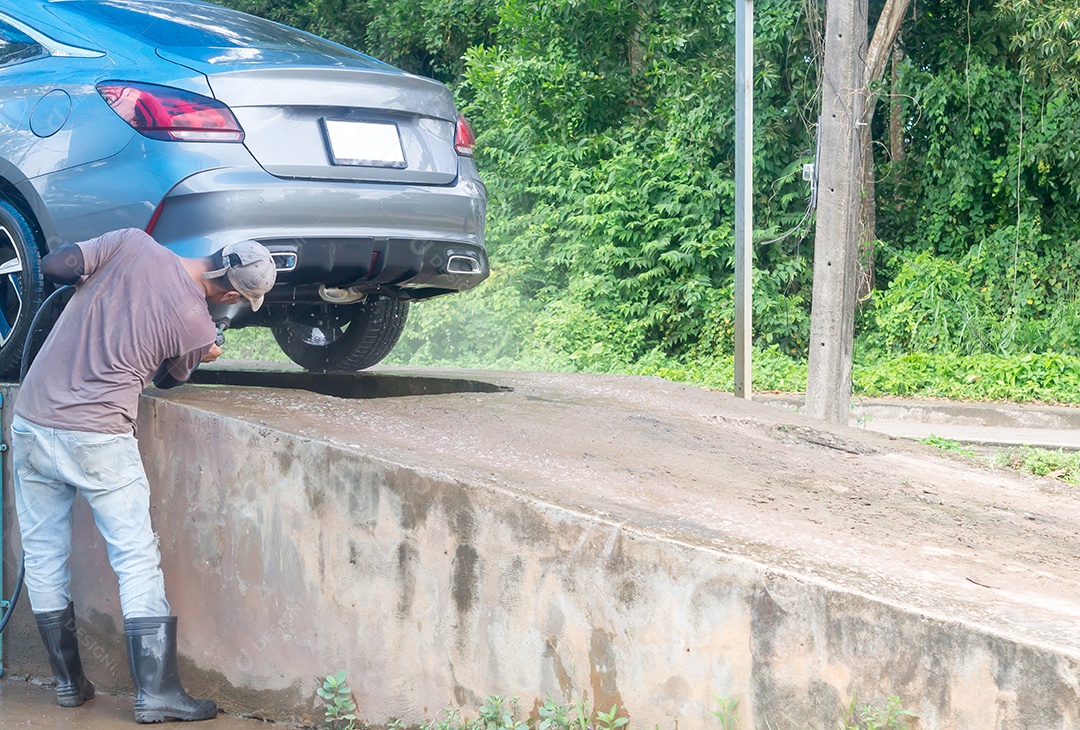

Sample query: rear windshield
[60,1,387,66]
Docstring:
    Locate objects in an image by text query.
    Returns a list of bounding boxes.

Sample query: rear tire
[270,299,409,372]
[0,198,47,380]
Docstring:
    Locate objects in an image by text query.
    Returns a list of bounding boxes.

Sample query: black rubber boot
[124,616,218,723]
[34,602,96,708]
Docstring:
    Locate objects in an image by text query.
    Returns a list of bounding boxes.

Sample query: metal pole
[733,0,754,399]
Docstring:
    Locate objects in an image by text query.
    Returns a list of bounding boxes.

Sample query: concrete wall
[3,385,1080,728]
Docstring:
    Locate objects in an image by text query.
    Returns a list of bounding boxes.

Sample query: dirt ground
[172,368,1080,654]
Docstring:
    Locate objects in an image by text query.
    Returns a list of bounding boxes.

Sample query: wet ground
[0,678,284,729]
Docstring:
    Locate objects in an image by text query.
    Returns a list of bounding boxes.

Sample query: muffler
[319,285,367,304]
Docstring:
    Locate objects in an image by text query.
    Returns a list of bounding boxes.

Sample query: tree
[999,0,1080,84]
[857,0,912,299]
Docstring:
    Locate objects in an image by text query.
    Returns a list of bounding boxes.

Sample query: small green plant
[840,694,916,730]
[711,695,739,730]
[422,708,464,730]
[594,704,629,730]
[534,696,591,730]
[318,670,359,730]
[536,699,571,730]
[919,434,977,457]
[475,696,528,730]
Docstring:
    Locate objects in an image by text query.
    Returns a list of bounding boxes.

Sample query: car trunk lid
[157,47,460,185]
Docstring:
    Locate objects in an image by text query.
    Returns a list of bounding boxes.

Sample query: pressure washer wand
[214,317,231,348]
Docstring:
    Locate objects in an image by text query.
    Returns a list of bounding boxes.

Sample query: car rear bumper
[260,236,489,303]
[153,163,485,250]
[149,162,488,302]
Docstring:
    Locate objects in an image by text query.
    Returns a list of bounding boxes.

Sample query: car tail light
[97,82,245,143]
[144,200,165,235]
[455,114,475,156]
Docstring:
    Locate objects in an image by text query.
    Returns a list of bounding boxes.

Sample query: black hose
[0,284,73,636]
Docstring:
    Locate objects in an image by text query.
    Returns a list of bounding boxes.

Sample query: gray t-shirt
[16,229,216,434]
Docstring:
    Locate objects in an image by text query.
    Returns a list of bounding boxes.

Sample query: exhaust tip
[446,254,482,275]
[271,252,297,272]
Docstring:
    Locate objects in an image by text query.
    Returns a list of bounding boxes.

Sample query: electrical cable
[0,284,73,636]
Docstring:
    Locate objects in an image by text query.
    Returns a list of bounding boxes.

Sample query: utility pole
[733,0,753,399]
[805,0,868,423]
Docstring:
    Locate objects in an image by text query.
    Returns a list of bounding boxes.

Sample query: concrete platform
[4,370,1080,729]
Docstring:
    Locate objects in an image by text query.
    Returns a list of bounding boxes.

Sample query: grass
[916,437,1080,487]
[852,352,1080,405]
[918,435,978,457]
[630,349,1080,406]
[995,447,1080,486]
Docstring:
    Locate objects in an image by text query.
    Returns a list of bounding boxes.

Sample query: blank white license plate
[322,119,406,168]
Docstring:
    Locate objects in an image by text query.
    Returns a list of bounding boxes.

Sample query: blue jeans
[12,414,169,618]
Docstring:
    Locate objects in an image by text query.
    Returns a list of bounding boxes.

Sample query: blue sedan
[0,0,488,372]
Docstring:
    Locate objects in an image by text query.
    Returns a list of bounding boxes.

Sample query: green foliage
[222,327,291,363]
[210,0,495,80]
[389,0,821,370]
[998,0,1080,85]
[458,0,820,366]
[419,695,618,730]
[319,670,359,730]
[626,347,809,394]
[711,695,739,730]
[872,7,1080,363]
[919,435,978,457]
[839,695,916,730]
[853,352,1080,404]
[998,447,1080,486]
[472,696,528,730]
[310,670,917,730]
[594,705,630,730]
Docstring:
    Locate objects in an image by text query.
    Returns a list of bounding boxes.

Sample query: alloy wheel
[0,225,25,348]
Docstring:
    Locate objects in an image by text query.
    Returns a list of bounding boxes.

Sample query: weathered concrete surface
[5,371,1080,728]
[0,677,277,729]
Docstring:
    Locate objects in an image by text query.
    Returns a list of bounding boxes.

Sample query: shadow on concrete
[189,368,511,400]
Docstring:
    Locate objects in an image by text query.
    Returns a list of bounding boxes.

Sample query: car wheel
[0,199,46,380]
[270,299,410,372]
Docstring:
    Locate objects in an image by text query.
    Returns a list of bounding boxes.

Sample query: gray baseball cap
[203,240,277,311]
